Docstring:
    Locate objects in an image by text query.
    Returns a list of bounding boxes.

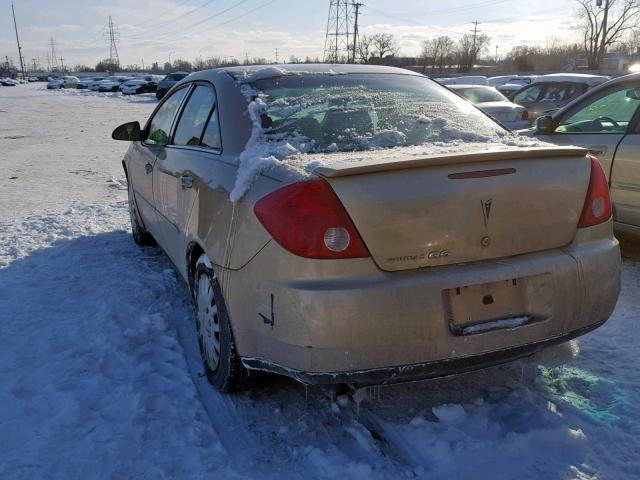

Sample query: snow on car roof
[532,73,610,84]
[222,63,423,81]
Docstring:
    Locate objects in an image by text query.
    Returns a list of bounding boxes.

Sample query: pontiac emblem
[481,198,493,227]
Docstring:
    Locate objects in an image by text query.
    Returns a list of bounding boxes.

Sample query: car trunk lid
[314,146,589,271]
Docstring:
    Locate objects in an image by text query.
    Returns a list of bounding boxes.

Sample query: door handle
[144,162,153,174]
[181,175,193,189]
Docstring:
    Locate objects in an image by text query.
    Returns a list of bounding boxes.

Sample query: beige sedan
[113,64,620,391]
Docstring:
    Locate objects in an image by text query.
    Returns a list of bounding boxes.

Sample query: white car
[47,76,79,89]
[77,76,105,89]
[96,76,132,92]
[449,84,529,130]
[119,75,162,95]
[89,76,123,91]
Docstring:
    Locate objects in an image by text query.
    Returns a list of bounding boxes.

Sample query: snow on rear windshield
[253,74,507,154]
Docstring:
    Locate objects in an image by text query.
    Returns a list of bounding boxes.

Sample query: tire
[194,255,246,392]
[127,180,155,246]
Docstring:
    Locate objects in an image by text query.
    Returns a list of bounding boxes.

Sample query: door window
[555,86,640,134]
[513,84,543,103]
[539,84,567,103]
[146,87,188,145]
[173,85,216,146]
[172,84,221,150]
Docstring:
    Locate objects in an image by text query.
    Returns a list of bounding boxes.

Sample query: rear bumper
[227,221,620,382]
[242,318,604,385]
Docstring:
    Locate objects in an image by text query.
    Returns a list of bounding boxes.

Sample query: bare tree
[577,0,640,70]
[421,35,455,72]
[370,33,400,64]
[356,34,373,63]
[456,33,491,72]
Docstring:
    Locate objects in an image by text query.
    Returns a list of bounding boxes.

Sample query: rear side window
[539,84,567,102]
[513,84,543,103]
[146,87,188,145]
[173,84,221,150]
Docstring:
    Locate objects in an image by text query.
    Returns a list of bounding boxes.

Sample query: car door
[129,86,190,240]
[609,107,640,228]
[152,82,221,270]
[537,83,640,179]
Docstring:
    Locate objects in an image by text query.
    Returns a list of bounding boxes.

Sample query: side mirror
[535,115,555,135]
[112,121,142,141]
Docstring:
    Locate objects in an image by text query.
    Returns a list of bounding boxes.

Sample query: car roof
[219,63,422,80]
[532,73,610,84]
[449,84,496,89]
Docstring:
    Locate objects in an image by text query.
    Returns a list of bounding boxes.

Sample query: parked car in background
[120,75,162,95]
[27,76,38,82]
[156,71,190,99]
[0,77,18,86]
[112,64,620,392]
[496,76,537,97]
[449,84,529,130]
[529,73,640,235]
[439,75,489,86]
[77,76,105,89]
[47,76,79,89]
[511,74,610,122]
[97,76,132,92]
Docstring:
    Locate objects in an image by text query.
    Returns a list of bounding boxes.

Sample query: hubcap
[196,272,220,371]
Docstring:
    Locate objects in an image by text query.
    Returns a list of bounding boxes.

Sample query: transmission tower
[103,16,120,66]
[323,1,362,63]
[48,37,60,71]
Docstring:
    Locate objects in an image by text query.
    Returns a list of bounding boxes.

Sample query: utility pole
[470,20,482,71]
[471,20,481,53]
[49,38,60,71]
[323,0,356,63]
[11,3,26,77]
[60,57,65,73]
[244,52,249,65]
[275,48,279,63]
[104,16,120,66]
[597,0,610,73]
[351,2,363,63]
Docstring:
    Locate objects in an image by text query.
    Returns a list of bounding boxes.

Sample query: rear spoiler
[313,146,587,179]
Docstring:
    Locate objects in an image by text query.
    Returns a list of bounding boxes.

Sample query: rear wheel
[194,255,246,392]
[127,179,155,246]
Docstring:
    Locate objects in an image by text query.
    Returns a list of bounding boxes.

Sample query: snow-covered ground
[1,83,640,479]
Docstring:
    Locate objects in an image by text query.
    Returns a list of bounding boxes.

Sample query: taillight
[254,179,370,259]
[521,110,529,120]
[578,156,612,228]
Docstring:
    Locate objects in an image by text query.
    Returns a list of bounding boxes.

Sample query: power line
[213,0,278,28]
[127,0,220,38]
[352,2,363,63]
[136,0,251,42]
[133,0,195,27]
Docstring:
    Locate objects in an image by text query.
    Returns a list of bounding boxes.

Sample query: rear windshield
[455,87,506,103]
[165,73,187,81]
[253,74,505,153]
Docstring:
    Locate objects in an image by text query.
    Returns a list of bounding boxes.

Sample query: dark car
[156,71,190,99]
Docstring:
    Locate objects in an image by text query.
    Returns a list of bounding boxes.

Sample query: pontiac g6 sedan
[113,64,621,392]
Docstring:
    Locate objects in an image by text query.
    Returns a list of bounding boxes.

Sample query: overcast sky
[1,0,579,69]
